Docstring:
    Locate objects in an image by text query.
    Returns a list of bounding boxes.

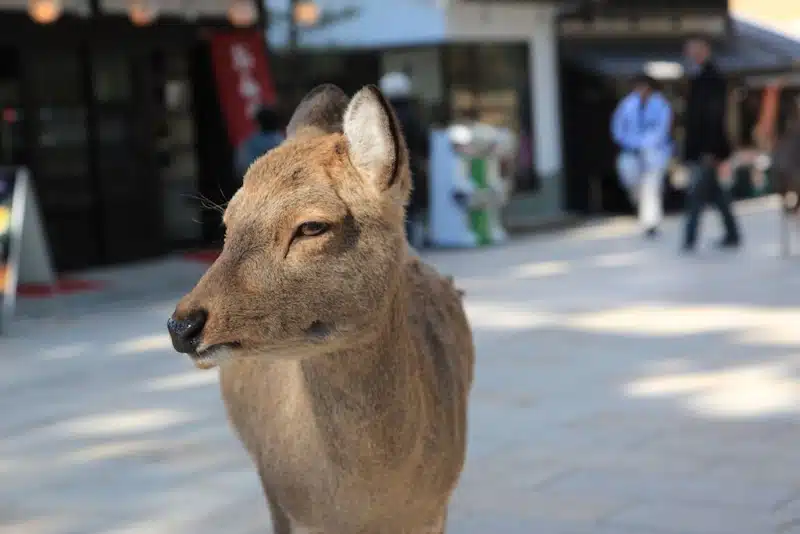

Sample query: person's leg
[618,152,645,230]
[639,167,665,235]
[708,168,741,246]
[682,163,710,250]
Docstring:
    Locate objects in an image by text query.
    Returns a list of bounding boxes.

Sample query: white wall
[528,6,563,178]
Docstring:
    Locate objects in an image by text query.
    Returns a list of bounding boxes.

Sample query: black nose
[167,310,207,354]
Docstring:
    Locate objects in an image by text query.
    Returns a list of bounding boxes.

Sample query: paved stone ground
[3,198,800,534]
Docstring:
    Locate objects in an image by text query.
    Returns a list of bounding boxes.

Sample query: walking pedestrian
[611,74,673,238]
[681,36,741,252]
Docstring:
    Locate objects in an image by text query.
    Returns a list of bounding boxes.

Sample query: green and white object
[451,123,513,246]
[428,122,514,248]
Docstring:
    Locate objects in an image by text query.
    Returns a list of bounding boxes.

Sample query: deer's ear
[343,85,410,196]
[286,84,349,139]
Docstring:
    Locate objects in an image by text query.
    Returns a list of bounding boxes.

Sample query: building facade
[266,0,568,228]
[0,0,269,272]
[266,0,799,224]
[558,0,800,214]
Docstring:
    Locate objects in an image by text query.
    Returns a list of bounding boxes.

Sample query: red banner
[209,30,277,148]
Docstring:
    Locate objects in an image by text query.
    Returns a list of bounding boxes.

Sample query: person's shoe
[681,242,696,254]
[715,237,741,250]
[644,227,659,239]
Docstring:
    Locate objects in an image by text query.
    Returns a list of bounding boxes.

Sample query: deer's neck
[302,275,414,394]
[220,263,427,473]
[292,277,425,467]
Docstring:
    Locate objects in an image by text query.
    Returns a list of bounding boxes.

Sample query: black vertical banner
[0,169,15,300]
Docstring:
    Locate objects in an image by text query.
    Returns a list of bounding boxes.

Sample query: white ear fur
[343,85,400,189]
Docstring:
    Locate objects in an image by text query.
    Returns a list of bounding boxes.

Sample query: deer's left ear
[343,85,410,199]
[287,84,349,139]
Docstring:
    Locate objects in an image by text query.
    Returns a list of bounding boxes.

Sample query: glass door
[92,50,163,265]
[0,48,23,167]
[25,50,99,271]
[152,50,202,246]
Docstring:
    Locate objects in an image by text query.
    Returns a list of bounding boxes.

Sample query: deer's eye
[297,221,330,238]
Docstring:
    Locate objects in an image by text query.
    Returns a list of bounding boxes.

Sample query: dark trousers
[683,162,741,247]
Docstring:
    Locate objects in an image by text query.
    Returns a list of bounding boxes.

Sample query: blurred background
[3,1,800,533]
[0,0,797,271]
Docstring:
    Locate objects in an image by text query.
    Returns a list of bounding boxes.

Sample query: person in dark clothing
[235,105,285,179]
[681,36,741,252]
[379,71,430,247]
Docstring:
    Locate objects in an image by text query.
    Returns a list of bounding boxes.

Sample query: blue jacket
[236,130,285,177]
[611,91,673,169]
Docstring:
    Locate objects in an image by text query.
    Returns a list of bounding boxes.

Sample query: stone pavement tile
[646,430,800,466]
[23,471,267,534]
[513,445,717,478]
[457,444,572,488]
[518,425,665,463]
[672,417,800,442]
[464,403,545,460]
[539,467,795,511]
[709,458,800,487]
[447,512,581,534]
[0,517,80,534]
[603,502,775,534]
[99,493,271,534]
[452,481,631,525]
[558,524,677,534]
[774,492,800,533]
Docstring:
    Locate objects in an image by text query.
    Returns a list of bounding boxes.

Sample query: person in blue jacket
[611,73,673,238]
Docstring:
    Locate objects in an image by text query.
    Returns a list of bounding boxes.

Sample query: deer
[167,84,475,534]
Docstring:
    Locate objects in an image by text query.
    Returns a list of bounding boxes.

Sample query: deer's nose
[167,310,208,354]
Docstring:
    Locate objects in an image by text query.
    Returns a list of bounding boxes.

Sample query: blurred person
[235,105,285,179]
[681,36,741,252]
[379,71,430,248]
[771,95,800,255]
[611,73,673,238]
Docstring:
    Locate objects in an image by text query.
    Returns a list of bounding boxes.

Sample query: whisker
[185,193,228,214]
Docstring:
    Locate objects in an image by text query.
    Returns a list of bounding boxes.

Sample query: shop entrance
[91,49,163,266]
[0,48,23,167]
[560,60,626,214]
[21,47,183,271]
[24,48,102,271]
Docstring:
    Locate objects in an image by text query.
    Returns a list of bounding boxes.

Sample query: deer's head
[168,84,411,368]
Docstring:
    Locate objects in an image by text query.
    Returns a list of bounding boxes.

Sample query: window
[154,50,202,244]
[0,48,23,166]
[445,43,535,190]
[28,52,89,179]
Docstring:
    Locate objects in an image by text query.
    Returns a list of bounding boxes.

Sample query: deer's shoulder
[405,256,474,386]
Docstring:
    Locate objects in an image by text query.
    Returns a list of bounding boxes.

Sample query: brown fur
[170,84,475,533]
